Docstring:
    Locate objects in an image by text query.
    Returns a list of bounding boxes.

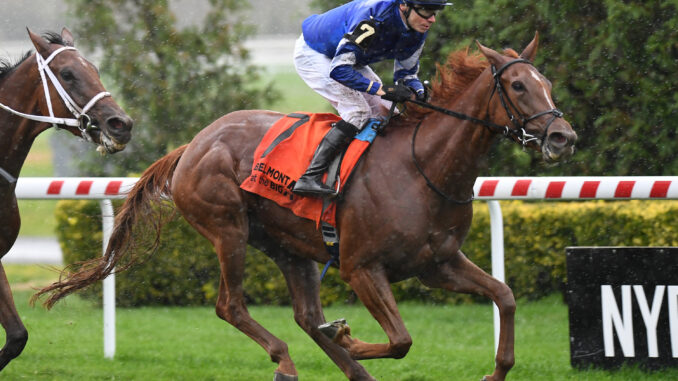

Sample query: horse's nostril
[108,117,125,129]
[107,116,132,130]
[549,132,567,147]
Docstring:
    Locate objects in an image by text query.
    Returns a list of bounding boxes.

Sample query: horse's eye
[511,81,525,92]
[60,69,76,82]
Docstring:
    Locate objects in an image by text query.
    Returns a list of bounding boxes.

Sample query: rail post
[100,199,115,359]
[488,200,505,354]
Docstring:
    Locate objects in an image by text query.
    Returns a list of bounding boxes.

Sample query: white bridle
[0,46,111,142]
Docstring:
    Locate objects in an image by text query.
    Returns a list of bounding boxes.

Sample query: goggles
[412,6,441,19]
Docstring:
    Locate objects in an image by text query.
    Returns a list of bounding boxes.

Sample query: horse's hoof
[273,371,298,381]
[318,318,348,340]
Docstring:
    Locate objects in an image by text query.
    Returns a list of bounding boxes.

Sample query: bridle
[489,59,563,147]
[408,58,564,204]
[0,46,111,143]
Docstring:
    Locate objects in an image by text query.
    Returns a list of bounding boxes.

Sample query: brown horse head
[27,28,133,153]
[477,32,577,163]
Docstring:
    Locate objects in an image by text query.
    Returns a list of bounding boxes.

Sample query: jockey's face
[400,4,437,33]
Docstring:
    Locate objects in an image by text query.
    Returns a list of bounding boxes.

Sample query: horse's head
[28,28,133,154]
[477,33,577,163]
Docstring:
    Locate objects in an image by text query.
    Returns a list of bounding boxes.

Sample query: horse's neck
[0,58,50,177]
[415,70,497,200]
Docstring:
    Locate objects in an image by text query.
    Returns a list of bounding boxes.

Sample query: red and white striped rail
[16,176,678,200]
[16,177,139,199]
[473,176,678,200]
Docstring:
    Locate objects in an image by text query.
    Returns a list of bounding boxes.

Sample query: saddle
[240,112,378,228]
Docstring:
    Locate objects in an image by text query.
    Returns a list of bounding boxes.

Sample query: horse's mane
[0,52,32,81]
[0,32,71,81]
[403,47,520,121]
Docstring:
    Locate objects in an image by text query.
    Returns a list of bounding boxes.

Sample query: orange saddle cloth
[240,112,374,227]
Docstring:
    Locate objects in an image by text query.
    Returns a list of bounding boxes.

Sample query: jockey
[292,0,452,197]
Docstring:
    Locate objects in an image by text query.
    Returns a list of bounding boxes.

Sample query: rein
[407,58,564,204]
[0,46,111,142]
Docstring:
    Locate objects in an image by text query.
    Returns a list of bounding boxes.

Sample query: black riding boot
[292,120,357,197]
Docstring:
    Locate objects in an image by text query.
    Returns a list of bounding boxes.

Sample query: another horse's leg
[0,263,28,370]
[418,250,515,381]
[333,265,413,360]
[0,202,28,370]
[270,252,376,381]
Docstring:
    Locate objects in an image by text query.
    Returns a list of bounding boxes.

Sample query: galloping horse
[37,34,575,380]
[0,28,133,370]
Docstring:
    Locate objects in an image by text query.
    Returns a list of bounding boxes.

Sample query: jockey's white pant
[293,35,394,130]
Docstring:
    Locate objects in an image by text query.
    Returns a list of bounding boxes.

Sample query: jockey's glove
[381,84,413,103]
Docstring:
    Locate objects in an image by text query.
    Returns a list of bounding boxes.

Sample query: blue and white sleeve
[329,41,382,95]
[394,43,425,96]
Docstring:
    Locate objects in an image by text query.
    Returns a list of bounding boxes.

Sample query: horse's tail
[33,145,188,309]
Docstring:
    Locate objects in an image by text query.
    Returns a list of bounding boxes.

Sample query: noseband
[408,58,565,204]
[0,46,111,142]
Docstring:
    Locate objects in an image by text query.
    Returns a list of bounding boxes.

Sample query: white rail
[14,176,678,357]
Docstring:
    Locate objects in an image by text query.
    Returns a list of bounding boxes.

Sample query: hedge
[54,199,678,307]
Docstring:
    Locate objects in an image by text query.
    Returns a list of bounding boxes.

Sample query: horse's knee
[390,335,412,359]
[1,327,28,360]
[496,284,516,315]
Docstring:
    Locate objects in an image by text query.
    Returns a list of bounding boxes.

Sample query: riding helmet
[405,0,453,9]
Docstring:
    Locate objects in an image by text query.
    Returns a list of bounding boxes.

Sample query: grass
[2,265,678,380]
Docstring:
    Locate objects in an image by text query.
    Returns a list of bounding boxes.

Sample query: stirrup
[292,178,339,198]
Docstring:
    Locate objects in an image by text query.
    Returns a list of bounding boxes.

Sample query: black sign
[566,247,678,369]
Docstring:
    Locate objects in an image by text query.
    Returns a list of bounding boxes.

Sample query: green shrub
[55,199,678,306]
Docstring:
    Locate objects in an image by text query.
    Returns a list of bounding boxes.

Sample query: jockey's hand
[381,84,413,103]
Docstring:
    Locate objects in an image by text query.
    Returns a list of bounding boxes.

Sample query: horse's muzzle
[542,122,577,163]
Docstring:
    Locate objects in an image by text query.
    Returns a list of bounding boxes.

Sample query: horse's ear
[519,32,539,62]
[61,27,75,47]
[27,28,51,58]
[476,40,505,68]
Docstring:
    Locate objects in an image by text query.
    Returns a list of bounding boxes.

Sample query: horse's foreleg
[271,252,376,381]
[418,250,515,381]
[0,262,28,371]
[339,265,413,360]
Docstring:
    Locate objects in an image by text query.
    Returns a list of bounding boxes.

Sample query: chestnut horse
[37,34,575,380]
[0,28,133,370]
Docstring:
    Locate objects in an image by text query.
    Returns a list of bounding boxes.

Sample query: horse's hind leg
[0,263,28,370]
[270,252,376,381]
[418,250,515,381]
[174,181,297,378]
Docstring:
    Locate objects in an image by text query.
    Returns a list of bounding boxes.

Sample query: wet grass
[2,268,676,381]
